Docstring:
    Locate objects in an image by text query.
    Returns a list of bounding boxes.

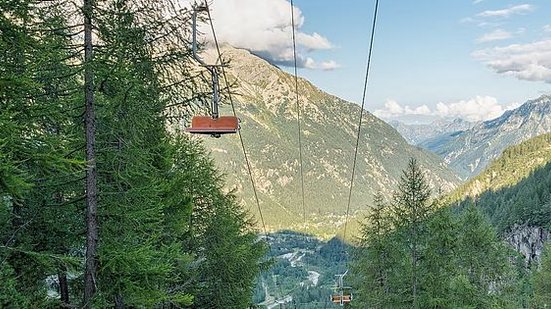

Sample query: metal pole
[211,68,219,118]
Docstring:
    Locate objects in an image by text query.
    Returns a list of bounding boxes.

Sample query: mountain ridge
[390,118,476,145]
[196,46,461,234]
[447,132,551,203]
[446,133,551,265]
[423,95,551,178]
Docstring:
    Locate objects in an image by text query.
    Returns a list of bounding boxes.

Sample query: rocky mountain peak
[421,95,551,178]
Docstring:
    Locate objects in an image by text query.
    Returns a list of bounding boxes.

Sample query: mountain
[448,133,551,204]
[423,95,551,179]
[447,133,551,266]
[390,118,475,145]
[193,46,461,234]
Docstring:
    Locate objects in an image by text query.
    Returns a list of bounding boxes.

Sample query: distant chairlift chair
[331,270,353,306]
[185,4,239,138]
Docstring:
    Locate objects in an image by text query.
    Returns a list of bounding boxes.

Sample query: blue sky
[208,0,551,123]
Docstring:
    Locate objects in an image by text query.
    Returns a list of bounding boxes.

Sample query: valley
[193,47,551,307]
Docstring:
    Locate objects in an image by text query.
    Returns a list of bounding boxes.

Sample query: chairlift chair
[186,115,239,137]
[185,3,239,138]
[331,270,353,306]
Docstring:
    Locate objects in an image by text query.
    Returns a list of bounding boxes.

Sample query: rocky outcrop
[505,224,550,268]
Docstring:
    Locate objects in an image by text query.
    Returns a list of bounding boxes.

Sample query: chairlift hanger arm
[191,3,228,69]
[186,1,239,137]
[191,3,208,67]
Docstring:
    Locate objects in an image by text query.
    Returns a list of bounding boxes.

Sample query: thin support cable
[342,0,381,250]
[205,3,267,236]
[290,0,307,225]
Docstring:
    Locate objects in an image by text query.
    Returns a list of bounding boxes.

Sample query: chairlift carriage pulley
[185,3,239,138]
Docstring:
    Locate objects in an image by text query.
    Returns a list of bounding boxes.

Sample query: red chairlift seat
[186,115,239,137]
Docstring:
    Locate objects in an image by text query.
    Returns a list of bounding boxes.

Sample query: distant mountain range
[419,95,551,179]
[193,46,461,234]
[390,118,476,145]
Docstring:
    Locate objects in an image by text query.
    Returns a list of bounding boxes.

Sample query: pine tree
[531,245,551,308]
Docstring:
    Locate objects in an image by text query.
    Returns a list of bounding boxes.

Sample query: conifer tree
[1,1,83,305]
[170,137,268,308]
[419,207,457,307]
[451,202,513,308]
[391,158,433,308]
[85,0,195,305]
[531,245,551,308]
[352,192,394,308]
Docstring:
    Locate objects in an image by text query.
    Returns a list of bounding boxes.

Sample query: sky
[204,0,551,123]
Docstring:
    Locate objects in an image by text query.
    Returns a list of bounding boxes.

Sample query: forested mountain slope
[448,134,551,266]
[424,95,551,178]
[196,46,461,233]
[448,133,551,203]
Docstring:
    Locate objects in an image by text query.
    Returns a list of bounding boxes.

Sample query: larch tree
[1,0,268,307]
[1,0,83,306]
[390,158,433,308]
[352,192,395,308]
[452,202,514,308]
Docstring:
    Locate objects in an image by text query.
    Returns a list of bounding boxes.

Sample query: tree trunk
[58,269,70,305]
[412,241,417,308]
[83,0,98,306]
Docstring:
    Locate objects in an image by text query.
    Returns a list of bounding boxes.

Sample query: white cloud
[373,100,432,119]
[472,40,551,83]
[473,0,484,4]
[373,100,403,118]
[433,96,509,121]
[477,4,534,18]
[374,96,517,122]
[193,0,338,70]
[476,29,513,43]
[318,60,341,71]
[544,24,551,33]
[476,28,525,43]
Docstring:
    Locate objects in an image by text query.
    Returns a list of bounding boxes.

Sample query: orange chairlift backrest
[331,293,352,305]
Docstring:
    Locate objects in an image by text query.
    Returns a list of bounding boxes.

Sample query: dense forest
[449,133,551,233]
[352,158,551,308]
[0,1,266,307]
